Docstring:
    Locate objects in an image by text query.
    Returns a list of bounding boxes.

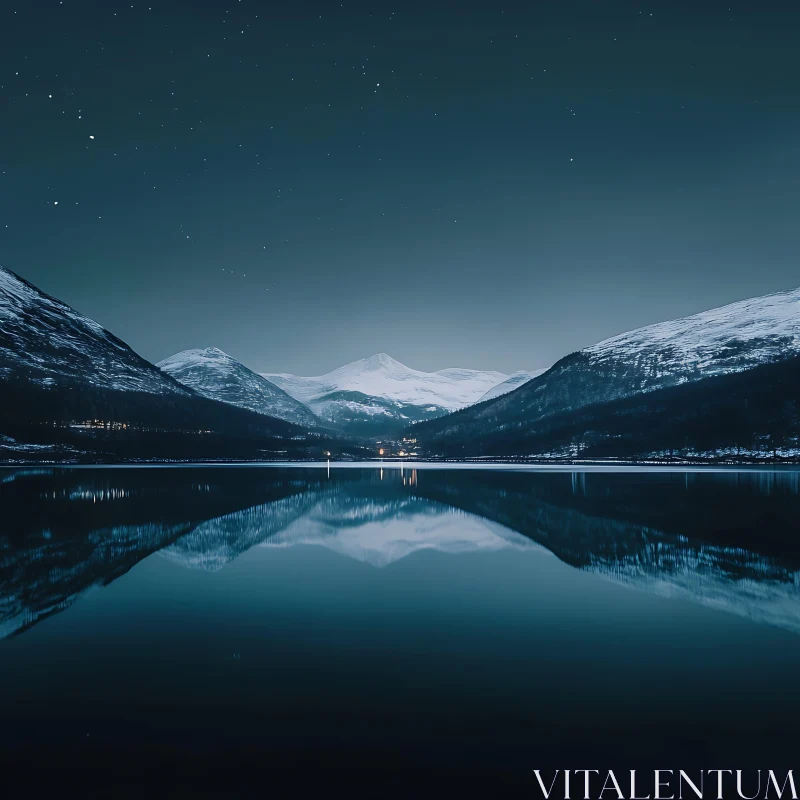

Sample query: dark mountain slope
[416,354,800,460]
[413,287,800,448]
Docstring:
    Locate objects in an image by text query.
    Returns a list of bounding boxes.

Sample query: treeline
[0,377,357,462]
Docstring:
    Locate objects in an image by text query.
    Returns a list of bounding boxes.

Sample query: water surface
[1,465,799,792]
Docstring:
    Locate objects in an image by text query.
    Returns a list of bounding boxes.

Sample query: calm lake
[2,464,800,793]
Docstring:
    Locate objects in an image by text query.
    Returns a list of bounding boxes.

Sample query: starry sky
[1,0,799,376]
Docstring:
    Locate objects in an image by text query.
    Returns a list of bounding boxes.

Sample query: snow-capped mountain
[158,347,319,428]
[478,368,548,402]
[415,286,800,450]
[262,353,510,434]
[0,264,187,394]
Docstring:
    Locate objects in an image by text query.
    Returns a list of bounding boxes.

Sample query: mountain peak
[157,347,319,427]
[157,347,233,369]
[201,346,230,358]
[361,353,405,371]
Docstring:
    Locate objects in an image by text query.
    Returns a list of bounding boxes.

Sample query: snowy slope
[0,264,188,395]
[262,353,510,434]
[265,353,507,410]
[158,347,319,428]
[478,368,548,402]
[584,287,800,378]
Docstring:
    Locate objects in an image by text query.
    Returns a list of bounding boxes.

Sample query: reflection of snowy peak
[591,545,800,634]
[160,489,535,571]
[155,484,800,635]
[533,501,800,635]
[0,265,188,394]
[6,469,800,640]
[262,353,512,434]
[158,347,319,428]
[159,492,320,571]
[270,505,535,568]
[0,520,194,639]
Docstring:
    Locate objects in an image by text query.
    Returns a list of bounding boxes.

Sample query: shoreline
[3,458,800,471]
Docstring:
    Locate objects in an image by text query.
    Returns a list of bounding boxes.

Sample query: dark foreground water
[1,465,800,796]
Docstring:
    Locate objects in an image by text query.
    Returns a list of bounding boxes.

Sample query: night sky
[1,1,798,375]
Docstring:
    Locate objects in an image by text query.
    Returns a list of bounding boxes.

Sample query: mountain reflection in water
[2,466,799,638]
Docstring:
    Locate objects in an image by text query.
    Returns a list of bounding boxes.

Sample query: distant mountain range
[0,264,537,456]
[413,288,800,459]
[3,260,800,462]
[154,350,532,437]
[261,353,516,435]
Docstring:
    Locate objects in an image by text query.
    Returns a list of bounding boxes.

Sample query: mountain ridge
[263,352,513,435]
[0,264,189,396]
[158,346,319,428]
[478,368,548,402]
